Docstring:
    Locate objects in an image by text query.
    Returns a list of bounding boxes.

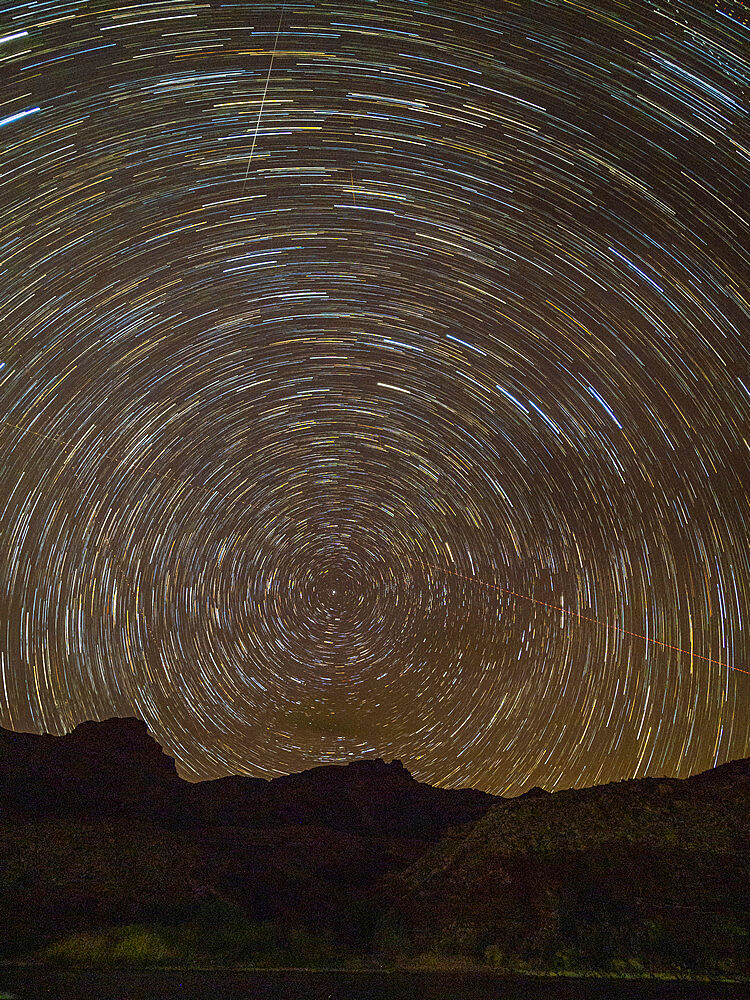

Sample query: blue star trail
[0,0,747,794]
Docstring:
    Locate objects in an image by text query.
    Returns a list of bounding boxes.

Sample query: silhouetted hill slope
[183,756,495,839]
[0,717,747,974]
[0,717,499,958]
[0,716,498,839]
[385,760,749,974]
[274,759,488,836]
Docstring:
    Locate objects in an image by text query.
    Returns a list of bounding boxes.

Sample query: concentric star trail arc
[2,414,745,677]
[0,0,747,794]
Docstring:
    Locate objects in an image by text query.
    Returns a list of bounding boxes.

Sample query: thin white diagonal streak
[242,3,285,190]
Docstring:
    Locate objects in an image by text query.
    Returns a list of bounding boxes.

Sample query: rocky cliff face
[385,759,750,974]
[0,717,181,820]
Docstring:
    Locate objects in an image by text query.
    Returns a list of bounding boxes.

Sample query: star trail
[0,0,747,794]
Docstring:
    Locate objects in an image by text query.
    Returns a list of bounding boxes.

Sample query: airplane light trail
[426,562,747,675]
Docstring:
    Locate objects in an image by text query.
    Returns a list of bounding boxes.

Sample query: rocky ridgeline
[0,716,497,838]
[0,717,747,975]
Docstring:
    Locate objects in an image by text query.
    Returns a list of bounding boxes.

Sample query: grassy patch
[38,914,344,969]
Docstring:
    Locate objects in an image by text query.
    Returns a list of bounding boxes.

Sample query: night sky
[0,0,747,794]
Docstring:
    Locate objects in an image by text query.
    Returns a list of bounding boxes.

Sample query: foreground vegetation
[2,720,747,981]
[8,901,746,981]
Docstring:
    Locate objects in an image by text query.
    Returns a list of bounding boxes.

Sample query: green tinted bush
[45,925,174,965]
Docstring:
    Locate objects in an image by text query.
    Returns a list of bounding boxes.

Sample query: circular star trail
[0,0,747,793]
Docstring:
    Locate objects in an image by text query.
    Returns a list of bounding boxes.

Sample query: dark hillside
[0,718,498,959]
[385,761,749,975]
[0,718,747,975]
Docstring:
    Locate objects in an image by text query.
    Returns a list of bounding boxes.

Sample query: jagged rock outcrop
[0,717,181,821]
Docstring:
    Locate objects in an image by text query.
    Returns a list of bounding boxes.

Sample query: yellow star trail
[0,0,747,795]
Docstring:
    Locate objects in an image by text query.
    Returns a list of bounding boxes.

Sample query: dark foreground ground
[2,719,748,979]
[1,969,749,1000]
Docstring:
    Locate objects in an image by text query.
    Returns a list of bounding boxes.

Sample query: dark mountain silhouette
[0,717,747,977]
[0,718,181,821]
[385,759,749,975]
[0,717,499,957]
[0,717,497,838]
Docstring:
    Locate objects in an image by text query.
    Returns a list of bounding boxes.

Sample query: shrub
[45,925,175,965]
[372,911,414,958]
[484,944,509,968]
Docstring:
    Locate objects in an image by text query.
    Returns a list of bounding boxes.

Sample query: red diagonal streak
[426,562,747,675]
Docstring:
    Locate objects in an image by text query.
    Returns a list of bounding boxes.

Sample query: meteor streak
[242,3,285,191]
